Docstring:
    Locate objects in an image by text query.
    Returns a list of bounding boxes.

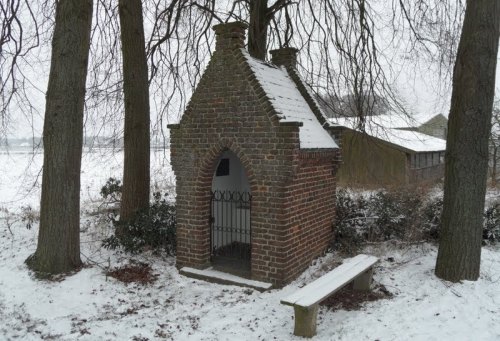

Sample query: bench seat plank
[281,254,378,308]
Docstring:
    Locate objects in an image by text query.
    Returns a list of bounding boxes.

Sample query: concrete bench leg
[353,267,373,291]
[293,304,319,338]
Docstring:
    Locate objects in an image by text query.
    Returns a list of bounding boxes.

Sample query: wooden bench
[281,254,379,338]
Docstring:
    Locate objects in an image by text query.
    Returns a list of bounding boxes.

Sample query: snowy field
[0,147,175,211]
[1,149,500,340]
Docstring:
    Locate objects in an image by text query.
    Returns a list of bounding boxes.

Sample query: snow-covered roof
[371,129,446,152]
[243,50,338,149]
[330,117,446,152]
[333,113,434,130]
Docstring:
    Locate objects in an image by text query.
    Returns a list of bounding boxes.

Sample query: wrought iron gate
[210,190,252,267]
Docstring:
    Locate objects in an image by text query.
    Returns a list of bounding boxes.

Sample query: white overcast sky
[5,2,500,140]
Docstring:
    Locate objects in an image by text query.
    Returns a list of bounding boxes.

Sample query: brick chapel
[168,21,341,287]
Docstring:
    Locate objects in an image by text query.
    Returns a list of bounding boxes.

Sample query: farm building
[330,115,447,187]
[168,22,341,287]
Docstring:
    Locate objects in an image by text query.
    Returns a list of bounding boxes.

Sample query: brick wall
[282,150,338,283]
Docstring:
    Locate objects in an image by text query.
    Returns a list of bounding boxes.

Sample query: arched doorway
[210,150,251,276]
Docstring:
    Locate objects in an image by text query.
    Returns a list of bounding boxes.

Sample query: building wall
[407,151,445,185]
[408,164,445,185]
[337,129,407,187]
[282,150,337,283]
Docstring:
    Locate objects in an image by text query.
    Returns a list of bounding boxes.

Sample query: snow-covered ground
[1,149,500,340]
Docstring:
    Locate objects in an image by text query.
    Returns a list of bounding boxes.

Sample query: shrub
[419,198,500,244]
[103,192,176,255]
[100,177,122,204]
[20,205,39,230]
[368,190,424,241]
[333,189,371,254]
[422,197,443,240]
[333,188,500,252]
[484,202,500,244]
[333,188,438,253]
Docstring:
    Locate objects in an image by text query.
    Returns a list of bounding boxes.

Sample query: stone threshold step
[179,267,273,292]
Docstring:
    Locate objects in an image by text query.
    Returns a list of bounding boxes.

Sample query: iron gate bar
[210,190,252,263]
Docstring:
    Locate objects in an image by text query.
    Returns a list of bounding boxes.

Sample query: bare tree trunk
[118,0,151,222]
[248,0,269,60]
[26,0,93,274]
[435,0,500,282]
[492,146,498,187]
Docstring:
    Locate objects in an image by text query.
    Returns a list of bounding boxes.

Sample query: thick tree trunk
[435,0,500,282]
[26,0,93,274]
[248,0,269,60]
[118,0,151,222]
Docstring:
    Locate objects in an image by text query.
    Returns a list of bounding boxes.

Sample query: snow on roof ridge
[242,49,338,149]
[287,69,333,128]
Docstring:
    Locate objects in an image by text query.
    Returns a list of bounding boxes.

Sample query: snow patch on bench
[282,254,379,307]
